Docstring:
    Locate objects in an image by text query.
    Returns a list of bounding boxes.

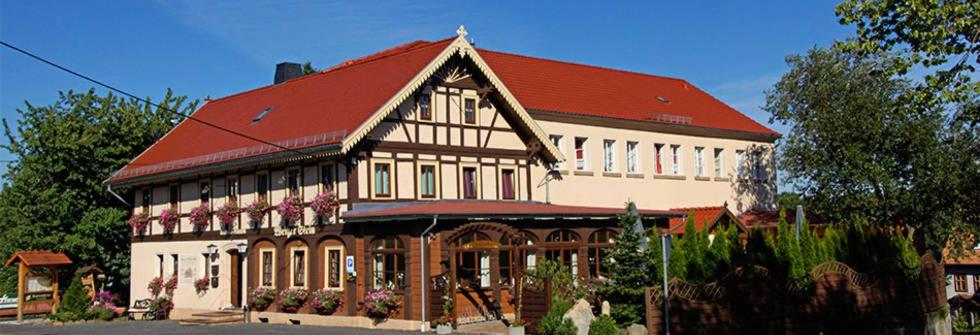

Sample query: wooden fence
[645,254,946,334]
[429,274,551,333]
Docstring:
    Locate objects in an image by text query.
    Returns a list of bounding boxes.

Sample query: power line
[0,40,318,161]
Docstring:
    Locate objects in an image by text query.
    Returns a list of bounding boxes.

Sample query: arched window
[372,236,406,290]
[453,232,491,288]
[587,230,616,279]
[544,230,580,278]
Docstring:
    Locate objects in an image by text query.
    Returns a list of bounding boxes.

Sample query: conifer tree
[776,212,808,286]
[745,228,777,271]
[59,276,91,319]
[599,203,654,326]
[708,224,732,281]
[725,223,745,269]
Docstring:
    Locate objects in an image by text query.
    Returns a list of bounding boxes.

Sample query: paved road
[0,320,424,335]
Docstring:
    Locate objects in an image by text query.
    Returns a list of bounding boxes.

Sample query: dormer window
[251,107,272,124]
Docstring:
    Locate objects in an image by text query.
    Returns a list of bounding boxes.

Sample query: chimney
[274,62,302,84]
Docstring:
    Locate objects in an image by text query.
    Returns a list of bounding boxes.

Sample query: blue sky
[1,0,853,182]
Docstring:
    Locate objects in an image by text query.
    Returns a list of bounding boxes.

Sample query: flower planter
[436,324,453,334]
[508,326,525,335]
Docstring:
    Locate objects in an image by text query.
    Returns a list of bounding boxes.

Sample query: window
[141,188,151,214]
[454,232,491,288]
[287,170,300,196]
[955,275,968,292]
[257,174,269,201]
[372,237,406,290]
[544,230,579,278]
[291,248,307,287]
[975,275,980,292]
[203,253,219,289]
[171,254,179,281]
[752,151,765,181]
[260,249,275,287]
[169,185,179,209]
[227,178,239,203]
[654,144,665,174]
[626,141,639,173]
[200,182,210,204]
[320,165,334,193]
[420,165,436,198]
[325,246,344,290]
[462,167,477,199]
[574,137,588,171]
[670,145,681,175]
[714,148,724,177]
[464,98,476,124]
[695,147,705,177]
[419,94,432,120]
[549,135,564,170]
[374,163,391,197]
[588,230,616,279]
[603,140,616,172]
[501,169,515,200]
[736,150,746,179]
[157,254,164,277]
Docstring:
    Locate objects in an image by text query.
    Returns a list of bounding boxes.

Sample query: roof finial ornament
[456,25,468,38]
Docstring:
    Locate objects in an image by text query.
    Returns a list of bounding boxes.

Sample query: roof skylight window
[252,107,273,123]
[656,96,670,103]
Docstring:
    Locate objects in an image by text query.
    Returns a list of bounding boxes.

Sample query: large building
[107,28,778,329]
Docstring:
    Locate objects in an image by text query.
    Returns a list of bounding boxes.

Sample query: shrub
[526,259,586,302]
[88,305,116,321]
[538,299,576,335]
[310,289,343,315]
[147,295,173,320]
[249,287,276,311]
[597,203,655,326]
[363,289,401,319]
[59,276,91,319]
[589,314,619,335]
[278,287,309,313]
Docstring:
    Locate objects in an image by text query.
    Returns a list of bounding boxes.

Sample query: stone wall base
[249,311,420,331]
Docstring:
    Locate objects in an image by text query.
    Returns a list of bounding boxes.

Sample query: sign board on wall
[179,254,198,285]
[0,295,16,309]
[346,256,355,275]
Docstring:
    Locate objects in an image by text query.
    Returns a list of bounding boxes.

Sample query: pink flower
[310,192,339,220]
[189,203,210,230]
[159,208,179,233]
[276,195,303,224]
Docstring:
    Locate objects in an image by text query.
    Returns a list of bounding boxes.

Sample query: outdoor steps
[179,310,244,326]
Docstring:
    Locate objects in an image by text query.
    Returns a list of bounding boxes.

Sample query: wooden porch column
[16,262,25,322]
[50,267,60,314]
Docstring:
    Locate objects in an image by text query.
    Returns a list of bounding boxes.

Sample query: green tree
[725,223,745,269]
[775,213,808,286]
[302,62,320,75]
[0,89,197,295]
[57,276,90,321]
[707,223,733,281]
[764,46,974,254]
[599,203,654,326]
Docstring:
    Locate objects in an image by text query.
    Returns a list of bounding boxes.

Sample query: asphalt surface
[0,320,424,335]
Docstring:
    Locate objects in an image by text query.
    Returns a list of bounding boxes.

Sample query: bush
[89,305,116,321]
[589,314,618,335]
[59,276,91,320]
[538,299,576,335]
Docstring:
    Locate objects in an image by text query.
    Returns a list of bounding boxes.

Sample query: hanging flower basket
[147,276,164,297]
[215,202,239,230]
[310,192,339,221]
[310,289,343,315]
[245,200,269,228]
[276,195,303,226]
[128,212,150,236]
[164,276,178,296]
[189,203,210,231]
[363,289,401,319]
[194,277,210,295]
[278,287,309,313]
[249,287,277,311]
[159,208,179,234]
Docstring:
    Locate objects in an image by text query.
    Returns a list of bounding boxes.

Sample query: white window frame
[603,139,616,172]
[370,159,394,199]
[550,135,564,170]
[323,245,345,290]
[626,141,639,173]
[574,137,588,171]
[654,143,666,175]
[695,147,704,177]
[736,150,746,179]
[670,145,682,175]
[417,162,440,199]
[714,148,724,177]
[290,246,309,288]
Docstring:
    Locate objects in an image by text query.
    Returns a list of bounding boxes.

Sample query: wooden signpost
[3,250,72,322]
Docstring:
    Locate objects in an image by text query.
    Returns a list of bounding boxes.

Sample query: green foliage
[894,228,922,280]
[301,62,320,75]
[526,259,586,302]
[90,306,116,321]
[745,229,777,270]
[58,276,91,320]
[588,314,619,335]
[775,212,808,286]
[0,89,196,294]
[707,223,733,280]
[598,203,655,326]
[725,223,745,269]
[538,299,576,335]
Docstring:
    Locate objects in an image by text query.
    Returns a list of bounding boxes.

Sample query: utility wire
[0,40,318,160]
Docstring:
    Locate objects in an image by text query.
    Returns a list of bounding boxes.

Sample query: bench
[128,299,151,320]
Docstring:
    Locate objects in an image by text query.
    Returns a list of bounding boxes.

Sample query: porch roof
[4,251,72,268]
[341,200,685,222]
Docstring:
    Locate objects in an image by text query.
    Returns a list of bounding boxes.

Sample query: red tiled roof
[667,206,734,234]
[4,250,72,267]
[479,49,778,136]
[342,200,684,221]
[109,36,778,183]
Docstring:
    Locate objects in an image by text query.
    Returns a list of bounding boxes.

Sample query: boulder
[601,300,611,316]
[626,323,647,335]
[562,299,594,335]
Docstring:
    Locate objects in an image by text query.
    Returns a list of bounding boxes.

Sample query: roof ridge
[477,47,687,83]
[202,37,455,105]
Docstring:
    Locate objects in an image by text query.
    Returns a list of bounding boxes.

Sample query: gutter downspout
[420,215,439,332]
[106,184,130,207]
